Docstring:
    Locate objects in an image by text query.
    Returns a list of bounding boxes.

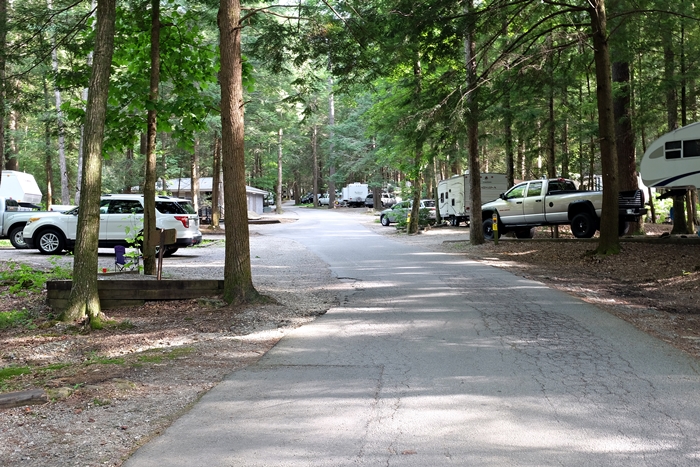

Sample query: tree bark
[143,0,160,276]
[466,0,483,244]
[613,59,640,233]
[408,55,422,235]
[212,133,221,228]
[218,0,258,304]
[0,0,6,171]
[276,128,283,214]
[74,0,96,206]
[504,94,514,188]
[191,137,200,213]
[49,0,69,205]
[589,0,620,255]
[327,74,336,209]
[42,76,54,209]
[312,124,319,207]
[63,0,116,324]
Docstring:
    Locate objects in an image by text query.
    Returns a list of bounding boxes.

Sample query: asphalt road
[119,206,700,466]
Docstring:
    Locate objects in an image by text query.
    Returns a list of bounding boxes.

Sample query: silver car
[379,199,436,226]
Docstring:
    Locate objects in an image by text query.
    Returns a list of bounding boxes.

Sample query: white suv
[23,194,202,255]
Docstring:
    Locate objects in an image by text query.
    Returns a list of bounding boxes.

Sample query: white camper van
[640,122,700,189]
[438,173,509,226]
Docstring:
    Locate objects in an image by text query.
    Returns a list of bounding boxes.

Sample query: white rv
[0,170,42,205]
[438,173,509,226]
[640,122,700,189]
[341,182,369,207]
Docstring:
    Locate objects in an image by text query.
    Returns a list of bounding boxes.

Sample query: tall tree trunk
[143,0,160,275]
[276,128,283,214]
[612,59,640,233]
[504,93,514,187]
[218,0,258,304]
[211,133,221,228]
[64,0,116,324]
[49,0,69,204]
[312,124,319,207]
[191,136,200,213]
[6,109,17,170]
[327,73,336,209]
[0,0,6,172]
[589,0,620,255]
[408,55,422,235]
[43,76,54,209]
[465,0,483,244]
[74,0,96,206]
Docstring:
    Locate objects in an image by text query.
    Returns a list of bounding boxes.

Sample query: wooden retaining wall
[46,279,225,311]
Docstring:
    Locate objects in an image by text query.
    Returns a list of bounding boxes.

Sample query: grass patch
[0,309,33,329]
[84,352,125,366]
[0,365,32,381]
[0,259,72,296]
[136,346,195,365]
[0,366,32,390]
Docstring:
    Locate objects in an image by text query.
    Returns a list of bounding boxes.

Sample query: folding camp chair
[114,245,140,272]
[114,245,128,272]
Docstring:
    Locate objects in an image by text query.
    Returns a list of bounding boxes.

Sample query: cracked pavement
[124,207,700,467]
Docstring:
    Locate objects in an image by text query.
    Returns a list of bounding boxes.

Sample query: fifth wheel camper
[640,122,700,189]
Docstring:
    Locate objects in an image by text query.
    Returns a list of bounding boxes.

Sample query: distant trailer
[640,122,700,189]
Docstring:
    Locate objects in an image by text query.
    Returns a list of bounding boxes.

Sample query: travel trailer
[0,170,42,205]
[640,122,700,189]
[341,183,369,207]
[438,173,509,226]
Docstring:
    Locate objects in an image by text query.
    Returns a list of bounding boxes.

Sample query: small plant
[0,309,32,329]
[0,366,32,390]
[0,262,44,294]
[84,351,126,366]
[0,259,71,296]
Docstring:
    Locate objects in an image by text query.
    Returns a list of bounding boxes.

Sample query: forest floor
[1,215,699,466]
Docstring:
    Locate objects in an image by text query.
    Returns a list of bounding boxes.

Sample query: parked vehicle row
[480,178,647,239]
[364,192,397,208]
[22,194,203,255]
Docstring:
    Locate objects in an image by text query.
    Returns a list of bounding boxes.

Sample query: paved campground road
[112,206,699,466]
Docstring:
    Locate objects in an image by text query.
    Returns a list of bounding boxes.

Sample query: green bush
[0,260,71,296]
[0,309,32,329]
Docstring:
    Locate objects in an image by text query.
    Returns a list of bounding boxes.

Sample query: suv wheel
[37,229,65,255]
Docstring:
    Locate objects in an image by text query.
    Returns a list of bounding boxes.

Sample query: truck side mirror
[499,193,505,200]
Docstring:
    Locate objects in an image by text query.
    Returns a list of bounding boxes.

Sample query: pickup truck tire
[37,229,65,255]
[482,218,495,240]
[380,215,390,226]
[619,221,630,236]
[571,212,597,238]
[8,225,28,249]
[515,227,536,239]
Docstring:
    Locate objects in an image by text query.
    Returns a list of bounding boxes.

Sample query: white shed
[161,177,268,215]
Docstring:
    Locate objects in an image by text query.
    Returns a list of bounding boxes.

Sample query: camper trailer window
[683,139,700,158]
[665,141,682,159]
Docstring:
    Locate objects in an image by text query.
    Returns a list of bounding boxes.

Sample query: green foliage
[0,366,32,389]
[0,260,71,296]
[137,346,194,364]
[84,352,125,366]
[0,309,33,329]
